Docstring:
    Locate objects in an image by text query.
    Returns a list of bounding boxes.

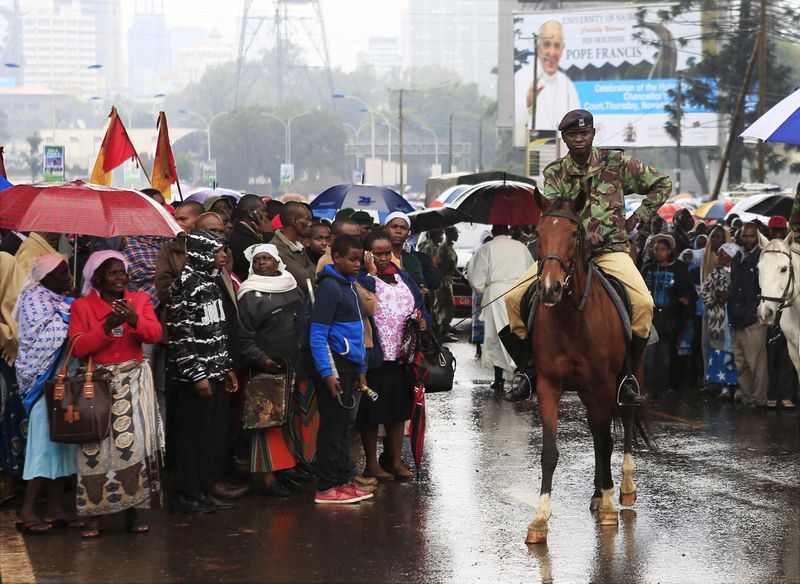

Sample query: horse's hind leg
[619,406,638,507]
[526,380,561,544]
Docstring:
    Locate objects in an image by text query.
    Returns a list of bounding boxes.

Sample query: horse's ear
[573,184,588,214]
[758,230,770,249]
[533,187,550,214]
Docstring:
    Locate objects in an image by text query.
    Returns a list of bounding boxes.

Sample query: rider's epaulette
[543,158,563,174]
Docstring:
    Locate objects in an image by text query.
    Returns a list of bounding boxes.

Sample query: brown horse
[525,189,646,544]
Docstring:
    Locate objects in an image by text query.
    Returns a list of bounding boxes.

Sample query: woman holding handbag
[14,255,79,533]
[68,251,164,538]
[238,244,304,497]
[357,231,431,481]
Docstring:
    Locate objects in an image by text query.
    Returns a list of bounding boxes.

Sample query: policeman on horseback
[503,109,672,405]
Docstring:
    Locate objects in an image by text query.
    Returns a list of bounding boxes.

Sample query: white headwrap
[11,253,66,321]
[82,250,129,296]
[384,212,410,228]
[719,243,741,259]
[237,244,297,298]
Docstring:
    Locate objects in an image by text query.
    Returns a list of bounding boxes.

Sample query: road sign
[202,159,217,186]
[280,163,294,186]
[43,145,65,182]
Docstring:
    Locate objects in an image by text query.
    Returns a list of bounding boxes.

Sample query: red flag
[151,112,178,201]
[0,146,6,178]
[90,107,137,186]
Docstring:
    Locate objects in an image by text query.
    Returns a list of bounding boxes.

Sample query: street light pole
[261,112,289,163]
[286,111,311,166]
[179,109,235,161]
[51,63,102,142]
[333,93,375,158]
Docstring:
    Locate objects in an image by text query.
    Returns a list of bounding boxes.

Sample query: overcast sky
[122,0,405,70]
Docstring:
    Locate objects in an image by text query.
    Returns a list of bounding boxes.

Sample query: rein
[537,209,593,311]
[759,247,800,311]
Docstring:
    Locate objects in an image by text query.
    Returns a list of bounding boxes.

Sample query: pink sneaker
[314,486,363,505]
[341,482,374,502]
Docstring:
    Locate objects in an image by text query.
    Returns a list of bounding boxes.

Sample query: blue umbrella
[310,184,414,221]
[740,87,800,146]
[0,175,12,191]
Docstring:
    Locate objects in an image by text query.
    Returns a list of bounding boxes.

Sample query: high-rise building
[357,37,402,77]
[20,0,100,96]
[0,0,23,87]
[171,30,235,90]
[403,0,497,95]
[128,3,170,97]
[80,0,124,93]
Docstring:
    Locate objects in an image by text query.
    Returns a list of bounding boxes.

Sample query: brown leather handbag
[44,334,112,444]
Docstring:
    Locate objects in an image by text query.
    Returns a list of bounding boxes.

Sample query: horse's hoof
[619,491,637,507]
[598,510,618,526]
[589,497,602,511]
[525,528,548,544]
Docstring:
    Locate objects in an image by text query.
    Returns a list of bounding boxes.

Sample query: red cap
[768,215,788,229]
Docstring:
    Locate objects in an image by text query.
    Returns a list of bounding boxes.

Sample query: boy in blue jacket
[310,235,373,504]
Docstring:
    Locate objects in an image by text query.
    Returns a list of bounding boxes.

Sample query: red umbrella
[657,203,683,222]
[0,180,181,238]
[450,180,541,226]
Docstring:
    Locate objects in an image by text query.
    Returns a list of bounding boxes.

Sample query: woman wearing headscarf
[14,255,79,533]
[383,212,427,290]
[238,244,303,496]
[0,252,25,505]
[701,243,740,399]
[68,250,164,538]
[357,231,431,480]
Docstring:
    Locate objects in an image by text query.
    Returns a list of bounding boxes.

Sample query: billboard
[43,146,65,182]
[513,5,718,149]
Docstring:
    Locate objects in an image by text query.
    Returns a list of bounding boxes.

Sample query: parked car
[725,193,794,224]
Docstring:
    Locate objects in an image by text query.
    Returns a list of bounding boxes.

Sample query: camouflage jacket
[436,241,459,282]
[542,148,672,254]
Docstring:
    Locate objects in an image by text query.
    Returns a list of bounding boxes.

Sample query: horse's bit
[537,209,592,311]
[759,247,800,311]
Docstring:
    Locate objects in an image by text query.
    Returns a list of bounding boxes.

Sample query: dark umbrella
[410,379,427,479]
[450,180,541,226]
[310,184,414,221]
[408,207,473,233]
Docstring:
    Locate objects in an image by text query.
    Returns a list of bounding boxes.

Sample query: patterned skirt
[250,426,296,474]
[76,360,163,516]
[0,360,27,476]
[289,377,318,465]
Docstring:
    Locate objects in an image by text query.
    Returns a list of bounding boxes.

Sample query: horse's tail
[614,403,660,455]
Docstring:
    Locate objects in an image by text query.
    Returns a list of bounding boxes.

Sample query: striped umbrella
[740,87,800,146]
[695,200,736,220]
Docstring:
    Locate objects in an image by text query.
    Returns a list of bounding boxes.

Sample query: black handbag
[416,334,456,393]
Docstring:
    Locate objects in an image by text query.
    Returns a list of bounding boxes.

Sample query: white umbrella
[739,87,800,146]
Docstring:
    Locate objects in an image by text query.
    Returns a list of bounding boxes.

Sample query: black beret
[558,109,593,132]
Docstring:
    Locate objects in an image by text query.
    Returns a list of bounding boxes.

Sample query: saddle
[523,262,633,342]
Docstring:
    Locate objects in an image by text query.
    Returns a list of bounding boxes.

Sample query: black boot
[490,367,505,395]
[618,335,647,405]
[504,341,535,402]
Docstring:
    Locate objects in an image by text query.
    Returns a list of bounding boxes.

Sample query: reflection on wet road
[7,340,800,583]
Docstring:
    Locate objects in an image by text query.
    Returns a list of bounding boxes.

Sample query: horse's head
[758,234,796,325]
[534,188,587,306]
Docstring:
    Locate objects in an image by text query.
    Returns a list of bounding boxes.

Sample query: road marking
[0,509,36,583]
[648,409,706,428]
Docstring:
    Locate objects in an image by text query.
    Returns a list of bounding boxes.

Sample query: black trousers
[168,378,230,498]
[314,356,359,492]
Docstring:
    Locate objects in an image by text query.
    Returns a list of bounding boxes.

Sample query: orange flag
[151,112,178,201]
[0,146,6,178]
[90,106,138,186]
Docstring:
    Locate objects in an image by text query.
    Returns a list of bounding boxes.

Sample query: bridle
[759,247,800,312]
[537,208,592,311]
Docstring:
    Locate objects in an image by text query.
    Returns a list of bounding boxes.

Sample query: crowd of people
[0,141,798,539]
[0,194,451,537]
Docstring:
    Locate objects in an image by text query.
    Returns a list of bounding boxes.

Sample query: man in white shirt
[527,20,581,133]
[466,225,534,394]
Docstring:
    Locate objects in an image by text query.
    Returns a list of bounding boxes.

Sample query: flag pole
[174,175,184,201]
[135,151,152,183]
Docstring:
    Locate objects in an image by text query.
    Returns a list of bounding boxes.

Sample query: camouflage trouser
[505,251,654,340]
[433,281,455,337]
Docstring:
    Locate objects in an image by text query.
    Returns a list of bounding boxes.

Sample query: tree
[637,1,800,188]
[21,133,43,182]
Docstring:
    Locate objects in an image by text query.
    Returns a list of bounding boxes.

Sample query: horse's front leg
[526,378,561,544]
[588,402,618,526]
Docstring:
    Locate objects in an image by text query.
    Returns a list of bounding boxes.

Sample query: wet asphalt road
[5,336,800,583]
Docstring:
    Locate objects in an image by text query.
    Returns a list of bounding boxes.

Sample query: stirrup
[617,375,643,406]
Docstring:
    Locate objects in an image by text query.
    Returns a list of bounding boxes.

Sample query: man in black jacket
[728,222,768,407]
[229,195,273,280]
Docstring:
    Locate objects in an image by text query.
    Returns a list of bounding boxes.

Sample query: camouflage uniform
[506,147,672,339]
[418,238,439,258]
[432,240,458,337]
